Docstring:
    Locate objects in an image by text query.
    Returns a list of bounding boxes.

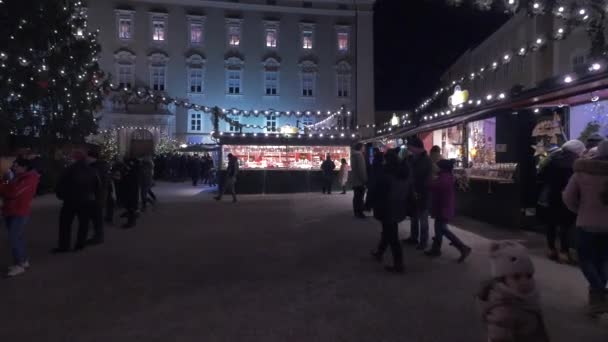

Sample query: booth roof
[218,135,356,147]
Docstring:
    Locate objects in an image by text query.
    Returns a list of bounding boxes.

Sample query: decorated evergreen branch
[0,0,110,150]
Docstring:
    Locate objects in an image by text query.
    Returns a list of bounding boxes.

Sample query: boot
[457,246,472,263]
[588,288,607,317]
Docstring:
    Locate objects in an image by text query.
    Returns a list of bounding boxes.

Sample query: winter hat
[489,241,535,278]
[598,140,608,158]
[406,136,424,149]
[562,139,585,156]
[437,159,455,172]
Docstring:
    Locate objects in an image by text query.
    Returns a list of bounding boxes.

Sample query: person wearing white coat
[338,158,349,194]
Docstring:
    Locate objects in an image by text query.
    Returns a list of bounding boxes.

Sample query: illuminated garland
[416,0,596,113]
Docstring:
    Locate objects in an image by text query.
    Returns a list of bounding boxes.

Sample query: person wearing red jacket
[0,158,40,277]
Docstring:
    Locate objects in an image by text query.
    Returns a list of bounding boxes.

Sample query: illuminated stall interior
[222,145,350,170]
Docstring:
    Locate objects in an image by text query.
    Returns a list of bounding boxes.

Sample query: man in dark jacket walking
[403,136,433,250]
[53,151,101,253]
[86,149,110,245]
[371,149,410,273]
[120,157,140,229]
[350,143,368,218]
[321,154,336,194]
[215,154,239,203]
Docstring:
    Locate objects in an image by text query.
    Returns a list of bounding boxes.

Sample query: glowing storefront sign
[448,85,469,107]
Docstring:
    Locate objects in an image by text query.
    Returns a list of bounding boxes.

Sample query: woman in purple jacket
[425,159,471,262]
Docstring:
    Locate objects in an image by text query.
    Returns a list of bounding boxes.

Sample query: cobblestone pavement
[0,182,606,342]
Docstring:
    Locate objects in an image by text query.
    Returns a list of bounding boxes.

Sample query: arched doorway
[130,129,154,157]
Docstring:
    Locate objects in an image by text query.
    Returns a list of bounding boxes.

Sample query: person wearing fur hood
[563,140,608,316]
[477,241,550,342]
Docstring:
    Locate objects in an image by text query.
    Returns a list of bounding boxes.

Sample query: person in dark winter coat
[53,151,101,252]
[189,155,202,186]
[538,139,584,263]
[0,158,40,277]
[215,154,239,203]
[120,157,140,229]
[139,156,155,211]
[563,140,608,316]
[350,143,368,218]
[478,241,550,342]
[403,136,433,250]
[87,149,110,245]
[321,154,336,194]
[425,159,471,262]
[365,148,384,211]
[371,149,410,273]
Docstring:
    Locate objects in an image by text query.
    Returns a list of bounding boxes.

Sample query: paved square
[0,183,606,341]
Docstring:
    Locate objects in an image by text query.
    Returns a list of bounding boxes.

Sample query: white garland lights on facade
[418,59,605,124]
[415,0,598,114]
[373,113,414,134]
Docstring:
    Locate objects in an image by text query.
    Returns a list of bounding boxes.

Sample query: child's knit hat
[489,241,534,278]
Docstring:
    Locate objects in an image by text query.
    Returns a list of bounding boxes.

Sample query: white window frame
[186,54,206,94]
[301,73,315,98]
[299,60,317,99]
[227,70,242,95]
[115,9,134,41]
[188,68,203,94]
[336,61,351,99]
[226,18,243,48]
[262,57,280,97]
[264,71,279,96]
[300,23,315,50]
[189,112,203,133]
[150,66,166,91]
[301,116,314,126]
[187,15,205,47]
[148,52,169,92]
[264,20,279,49]
[229,116,241,132]
[114,50,136,89]
[336,26,350,53]
[266,115,278,133]
[225,57,244,96]
[149,13,168,44]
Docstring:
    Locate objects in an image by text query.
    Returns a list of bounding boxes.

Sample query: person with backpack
[0,158,40,277]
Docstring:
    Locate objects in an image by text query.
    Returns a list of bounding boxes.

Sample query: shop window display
[467,118,496,166]
[432,125,464,161]
[221,145,350,170]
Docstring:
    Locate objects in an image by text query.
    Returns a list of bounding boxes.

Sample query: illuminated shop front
[221,145,350,170]
[217,135,355,194]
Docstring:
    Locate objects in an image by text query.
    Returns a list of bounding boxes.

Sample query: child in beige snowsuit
[478,241,550,342]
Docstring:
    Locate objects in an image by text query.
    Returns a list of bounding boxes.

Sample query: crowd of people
[152,153,216,186]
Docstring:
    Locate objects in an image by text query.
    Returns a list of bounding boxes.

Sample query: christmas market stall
[216,133,356,194]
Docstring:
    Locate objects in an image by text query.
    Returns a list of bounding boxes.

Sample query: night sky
[374,0,508,110]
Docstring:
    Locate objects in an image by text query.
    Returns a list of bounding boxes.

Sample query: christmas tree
[0,0,108,153]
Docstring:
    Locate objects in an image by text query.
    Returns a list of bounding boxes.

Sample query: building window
[229,117,241,132]
[227,70,242,94]
[119,18,132,40]
[301,116,314,126]
[301,23,315,50]
[148,52,169,92]
[266,29,277,48]
[226,19,242,47]
[190,112,202,132]
[150,14,167,42]
[266,115,277,132]
[301,73,314,97]
[150,66,166,91]
[337,74,350,98]
[303,1,313,8]
[118,65,134,89]
[191,23,203,44]
[115,10,134,41]
[337,32,349,52]
[265,71,278,95]
[189,68,203,93]
[114,50,136,89]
